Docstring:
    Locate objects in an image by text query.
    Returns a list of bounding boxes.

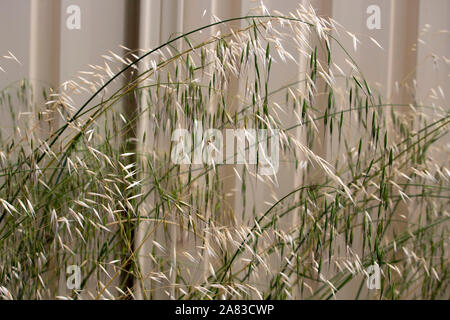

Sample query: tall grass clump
[0,5,448,300]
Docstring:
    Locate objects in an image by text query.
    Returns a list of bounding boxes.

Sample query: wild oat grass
[0,5,448,300]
